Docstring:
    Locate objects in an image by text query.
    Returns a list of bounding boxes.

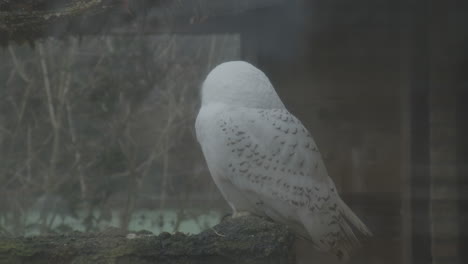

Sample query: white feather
[196,61,371,260]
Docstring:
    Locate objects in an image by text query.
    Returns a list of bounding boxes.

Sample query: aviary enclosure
[0,1,466,264]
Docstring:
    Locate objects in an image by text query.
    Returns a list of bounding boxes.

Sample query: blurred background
[0,0,466,264]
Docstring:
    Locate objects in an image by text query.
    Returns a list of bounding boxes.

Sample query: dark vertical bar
[457,70,468,264]
[409,0,432,263]
[399,0,413,262]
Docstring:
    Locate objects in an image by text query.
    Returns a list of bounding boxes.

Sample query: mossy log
[0,216,296,264]
[0,0,133,46]
[0,0,287,46]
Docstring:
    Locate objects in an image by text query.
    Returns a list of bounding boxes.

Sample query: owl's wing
[198,107,371,259]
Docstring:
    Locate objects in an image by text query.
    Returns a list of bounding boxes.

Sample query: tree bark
[0,215,296,264]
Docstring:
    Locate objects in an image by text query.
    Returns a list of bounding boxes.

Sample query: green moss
[0,240,37,257]
[105,245,134,258]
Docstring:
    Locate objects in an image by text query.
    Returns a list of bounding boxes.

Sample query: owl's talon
[220,213,232,222]
[232,211,252,218]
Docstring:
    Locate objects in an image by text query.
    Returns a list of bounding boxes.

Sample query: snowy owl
[195,61,372,260]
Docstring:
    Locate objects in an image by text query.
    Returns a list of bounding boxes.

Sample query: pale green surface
[1,209,222,236]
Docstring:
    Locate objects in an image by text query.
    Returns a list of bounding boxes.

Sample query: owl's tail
[338,197,372,237]
[334,198,373,261]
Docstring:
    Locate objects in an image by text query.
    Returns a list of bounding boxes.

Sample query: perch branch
[0,216,296,264]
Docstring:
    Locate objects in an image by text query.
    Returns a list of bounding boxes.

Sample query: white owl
[195,61,372,260]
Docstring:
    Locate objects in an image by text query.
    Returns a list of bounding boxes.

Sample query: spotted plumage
[195,61,372,260]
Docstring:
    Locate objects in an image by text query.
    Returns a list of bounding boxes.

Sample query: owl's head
[201,61,285,109]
